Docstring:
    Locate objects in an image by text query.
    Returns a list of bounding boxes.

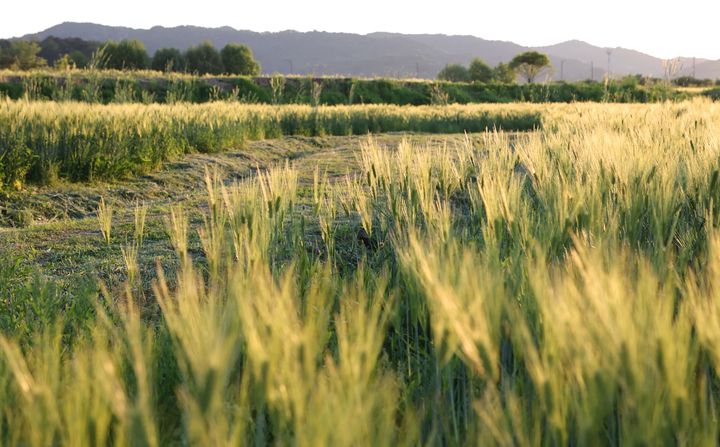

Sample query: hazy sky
[3,0,719,59]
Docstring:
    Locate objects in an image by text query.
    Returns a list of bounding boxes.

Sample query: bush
[220,43,260,76]
[437,64,470,82]
[152,48,186,72]
[468,58,493,83]
[673,76,714,88]
[0,41,47,70]
[185,42,223,75]
[493,63,516,84]
[103,40,150,70]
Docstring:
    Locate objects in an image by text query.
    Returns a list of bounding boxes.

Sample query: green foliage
[468,57,493,82]
[0,41,47,70]
[493,62,516,83]
[53,54,75,70]
[103,40,150,70]
[151,48,186,72]
[185,41,223,75]
[0,71,695,105]
[437,64,470,82]
[674,76,715,87]
[510,51,552,83]
[220,43,260,75]
[0,39,13,68]
[68,51,89,68]
[36,36,100,67]
[0,132,33,188]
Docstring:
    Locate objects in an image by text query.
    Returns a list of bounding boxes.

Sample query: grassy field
[2,99,720,445]
[0,100,540,188]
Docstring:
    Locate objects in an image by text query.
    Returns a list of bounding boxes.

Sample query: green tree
[493,63,516,84]
[185,41,223,75]
[152,48,186,72]
[68,51,89,69]
[3,41,47,70]
[509,51,551,83]
[103,40,150,70]
[37,36,100,66]
[220,43,260,75]
[0,40,12,68]
[437,64,470,82]
[468,58,493,82]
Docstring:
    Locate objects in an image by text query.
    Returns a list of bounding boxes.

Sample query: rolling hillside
[17,22,719,80]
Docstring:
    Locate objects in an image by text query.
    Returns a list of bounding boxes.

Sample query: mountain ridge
[15,22,720,80]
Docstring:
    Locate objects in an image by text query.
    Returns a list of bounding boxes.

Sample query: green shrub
[103,40,150,70]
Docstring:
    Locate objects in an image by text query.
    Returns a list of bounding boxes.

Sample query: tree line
[0,37,261,75]
[2,37,719,88]
[438,51,552,84]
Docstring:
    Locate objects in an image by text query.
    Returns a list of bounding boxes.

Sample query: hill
[18,22,718,80]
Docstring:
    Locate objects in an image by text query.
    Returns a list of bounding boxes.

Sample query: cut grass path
[0,133,491,293]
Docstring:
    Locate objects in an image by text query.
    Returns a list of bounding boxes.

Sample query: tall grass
[2,100,720,445]
[0,99,541,187]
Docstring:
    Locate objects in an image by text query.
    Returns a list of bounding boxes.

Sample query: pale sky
[3,0,719,59]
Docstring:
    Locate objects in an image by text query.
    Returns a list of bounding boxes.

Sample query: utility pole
[284,59,294,74]
[606,49,612,80]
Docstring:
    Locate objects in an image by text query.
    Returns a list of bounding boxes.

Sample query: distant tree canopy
[152,48,186,72]
[438,64,470,82]
[68,51,90,69]
[0,38,263,75]
[0,40,14,68]
[0,40,46,70]
[437,59,517,84]
[220,43,260,75]
[185,41,224,75]
[509,51,551,83]
[493,63,516,83]
[468,58,493,82]
[103,39,150,70]
[37,36,100,67]
[673,76,714,88]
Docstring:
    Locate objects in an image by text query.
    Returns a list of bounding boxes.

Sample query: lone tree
[220,43,260,75]
[509,51,551,83]
[437,64,470,82]
[468,58,493,82]
[103,40,150,70]
[152,48,186,72]
[185,41,223,75]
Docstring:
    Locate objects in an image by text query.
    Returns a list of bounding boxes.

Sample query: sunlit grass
[2,99,720,445]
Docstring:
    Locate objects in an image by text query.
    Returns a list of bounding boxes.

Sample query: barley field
[0,100,540,187]
[1,99,720,445]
